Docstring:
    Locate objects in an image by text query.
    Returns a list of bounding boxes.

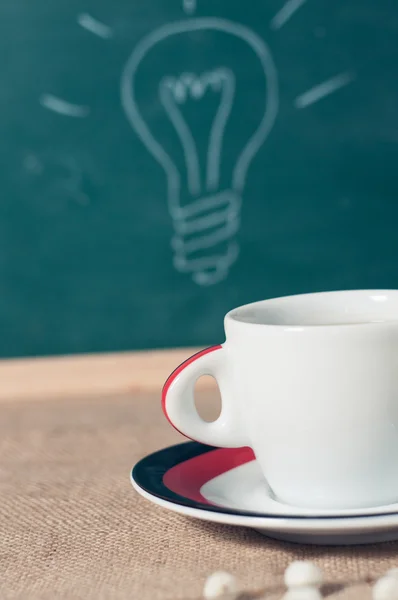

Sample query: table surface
[1,350,397,599]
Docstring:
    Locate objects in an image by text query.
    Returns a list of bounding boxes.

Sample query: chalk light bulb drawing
[121,18,278,285]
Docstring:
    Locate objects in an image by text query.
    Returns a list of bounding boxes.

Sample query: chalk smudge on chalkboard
[22,151,93,207]
[270,0,307,30]
[23,154,44,175]
[183,0,196,15]
[77,13,113,39]
[39,94,90,118]
[314,26,326,38]
[294,72,354,109]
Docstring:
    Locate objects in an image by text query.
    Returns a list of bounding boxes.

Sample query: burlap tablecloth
[1,391,397,599]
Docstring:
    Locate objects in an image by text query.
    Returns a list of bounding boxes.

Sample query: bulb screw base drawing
[171,188,241,285]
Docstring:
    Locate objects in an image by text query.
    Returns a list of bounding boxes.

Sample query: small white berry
[373,575,398,600]
[283,587,323,600]
[284,561,323,589]
[203,571,239,599]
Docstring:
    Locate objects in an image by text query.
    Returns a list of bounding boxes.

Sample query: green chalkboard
[1,0,398,357]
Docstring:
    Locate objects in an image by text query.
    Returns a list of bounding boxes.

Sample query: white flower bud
[373,575,398,600]
[284,561,323,589]
[203,571,239,599]
[283,587,323,600]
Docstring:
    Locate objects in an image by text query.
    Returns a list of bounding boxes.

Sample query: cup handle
[162,345,247,447]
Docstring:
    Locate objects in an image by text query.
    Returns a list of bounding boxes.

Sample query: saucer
[131,442,398,545]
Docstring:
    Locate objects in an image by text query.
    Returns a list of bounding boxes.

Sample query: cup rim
[225,289,398,330]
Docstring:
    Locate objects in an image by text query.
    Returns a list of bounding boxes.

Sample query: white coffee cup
[162,290,398,511]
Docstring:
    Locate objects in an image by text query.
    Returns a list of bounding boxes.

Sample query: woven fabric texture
[0,392,397,599]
